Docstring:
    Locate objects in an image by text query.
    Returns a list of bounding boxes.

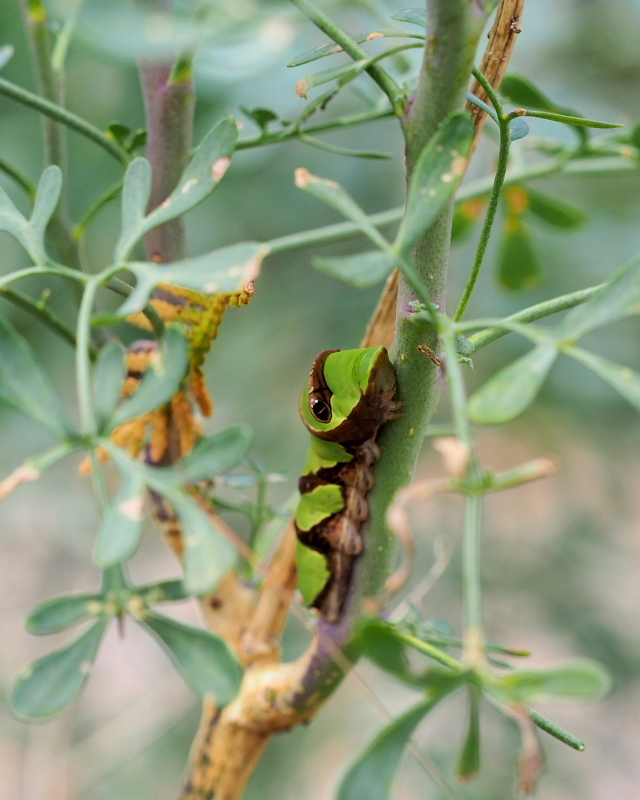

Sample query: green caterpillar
[294,347,400,622]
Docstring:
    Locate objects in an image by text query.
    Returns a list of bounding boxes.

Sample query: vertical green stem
[462,493,483,644]
[76,276,100,434]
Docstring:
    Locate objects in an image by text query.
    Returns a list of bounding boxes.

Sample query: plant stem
[287,0,403,114]
[362,0,487,594]
[0,76,128,165]
[462,493,483,654]
[454,70,511,321]
[0,156,36,199]
[76,276,101,434]
[73,179,123,240]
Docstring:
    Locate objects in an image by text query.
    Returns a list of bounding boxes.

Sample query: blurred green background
[0,0,639,798]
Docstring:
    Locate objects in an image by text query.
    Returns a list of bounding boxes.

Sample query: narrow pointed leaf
[94,469,146,566]
[171,494,238,595]
[337,685,460,800]
[94,341,127,430]
[468,343,558,425]
[0,316,71,439]
[27,593,106,635]
[558,255,640,342]
[288,29,424,68]
[495,659,611,703]
[525,188,586,229]
[357,619,415,684]
[395,111,474,254]
[10,619,108,720]
[458,687,481,779]
[497,216,542,291]
[141,612,242,702]
[111,327,189,427]
[296,59,368,99]
[118,242,265,317]
[390,8,427,27]
[518,110,622,129]
[566,348,640,414]
[312,251,397,287]
[178,426,253,483]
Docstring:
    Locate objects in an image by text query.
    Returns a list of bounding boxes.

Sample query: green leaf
[337,686,459,800]
[115,157,152,263]
[495,659,611,703]
[288,29,424,68]
[0,44,14,70]
[115,118,238,261]
[312,251,397,287]
[94,341,127,431]
[390,8,426,27]
[110,327,190,427]
[178,426,253,483]
[558,255,640,342]
[240,106,279,130]
[525,188,586,229]
[27,593,106,635]
[468,343,558,425]
[294,169,385,246]
[517,110,623,129]
[497,216,542,291]
[135,579,190,604]
[141,611,242,702]
[107,122,131,147]
[458,687,481,780]
[170,494,239,595]
[94,469,146,566]
[118,242,266,317]
[295,59,369,99]
[500,74,557,111]
[629,120,640,151]
[0,165,61,264]
[0,316,71,439]
[395,111,474,254]
[10,620,108,720]
[509,117,530,141]
[565,348,640,414]
[358,619,416,684]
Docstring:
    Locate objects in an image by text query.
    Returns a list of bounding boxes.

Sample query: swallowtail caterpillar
[294,347,401,622]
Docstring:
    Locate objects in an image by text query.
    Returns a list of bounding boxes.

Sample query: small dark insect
[417,344,444,367]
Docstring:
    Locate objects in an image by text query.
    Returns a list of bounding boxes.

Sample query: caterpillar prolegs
[294,347,401,622]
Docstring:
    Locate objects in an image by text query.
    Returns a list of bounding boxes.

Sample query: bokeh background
[0,0,639,798]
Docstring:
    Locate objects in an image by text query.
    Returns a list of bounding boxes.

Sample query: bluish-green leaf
[115,118,238,260]
[565,348,640,414]
[27,593,106,635]
[29,166,63,258]
[178,426,253,483]
[337,687,459,800]
[171,494,239,595]
[296,59,369,99]
[390,8,426,27]
[395,111,474,254]
[111,327,190,427]
[10,619,108,720]
[288,29,424,68]
[118,242,266,317]
[518,110,622,129]
[135,579,190,604]
[0,316,71,439]
[558,255,640,342]
[495,659,611,703]
[94,341,127,431]
[240,106,279,130]
[115,157,152,262]
[497,216,542,291]
[468,343,558,425]
[312,251,397,287]
[94,469,146,566]
[525,188,586,229]
[509,117,530,141]
[141,611,242,702]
